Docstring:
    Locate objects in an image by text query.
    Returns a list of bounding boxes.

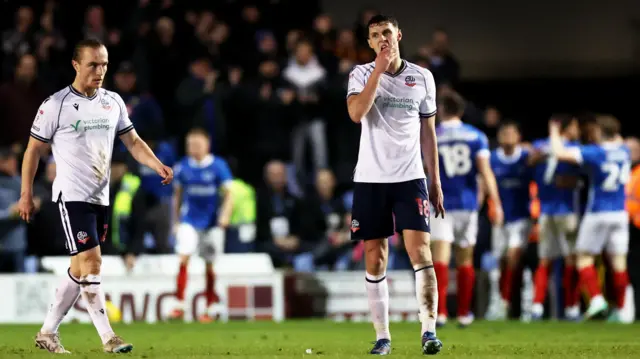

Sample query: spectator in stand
[256,160,314,268]
[0,147,39,273]
[426,28,460,86]
[2,6,35,77]
[283,39,329,174]
[113,61,164,140]
[0,53,48,148]
[481,106,503,148]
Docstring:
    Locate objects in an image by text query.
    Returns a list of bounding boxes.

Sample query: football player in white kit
[347,14,445,355]
[550,116,633,323]
[18,39,173,353]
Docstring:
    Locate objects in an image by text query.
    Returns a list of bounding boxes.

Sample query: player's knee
[505,248,520,268]
[364,240,388,275]
[77,247,102,276]
[179,254,191,266]
[576,254,594,269]
[455,246,474,267]
[610,254,627,272]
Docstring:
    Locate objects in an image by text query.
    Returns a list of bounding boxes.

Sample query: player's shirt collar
[439,119,463,127]
[188,154,214,168]
[68,85,98,100]
[601,140,622,149]
[497,146,522,164]
[384,59,407,77]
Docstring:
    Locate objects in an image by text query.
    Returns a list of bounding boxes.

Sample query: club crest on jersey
[404,75,416,87]
[77,231,89,244]
[100,98,112,110]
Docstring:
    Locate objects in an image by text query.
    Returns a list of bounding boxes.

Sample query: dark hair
[550,113,575,131]
[498,120,520,133]
[596,115,620,139]
[187,127,210,139]
[438,91,466,117]
[367,14,399,30]
[72,38,105,62]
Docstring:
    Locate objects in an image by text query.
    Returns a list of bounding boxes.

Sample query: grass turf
[1,320,639,358]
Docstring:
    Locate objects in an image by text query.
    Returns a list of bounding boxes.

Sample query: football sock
[613,271,629,309]
[579,265,601,299]
[456,265,475,317]
[79,274,114,344]
[205,268,219,306]
[489,268,501,304]
[176,263,188,304]
[365,272,390,341]
[414,264,438,336]
[533,263,549,305]
[501,267,514,304]
[563,265,580,308]
[433,262,448,317]
[41,268,81,334]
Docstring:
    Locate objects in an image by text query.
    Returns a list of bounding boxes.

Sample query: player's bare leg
[199,261,222,323]
[364,238,391,355]
[562,254,581,320]
[431,240,451,327]
[577,253,609,319]
[76,246,132,353]
[170,254,191,320]
[404,230,442,355]
[604,253,632,323]
[454,245,475,327]
[35,265,82,353]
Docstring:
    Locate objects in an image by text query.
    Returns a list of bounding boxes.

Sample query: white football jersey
[30,86,134,206]
[347,60,437,183]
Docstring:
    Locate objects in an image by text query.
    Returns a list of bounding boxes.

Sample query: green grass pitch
[1,320,639,358]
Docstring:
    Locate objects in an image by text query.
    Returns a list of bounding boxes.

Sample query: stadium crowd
[1,0,639,319]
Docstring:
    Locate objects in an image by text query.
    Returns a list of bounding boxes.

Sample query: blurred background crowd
[1,0,639,315]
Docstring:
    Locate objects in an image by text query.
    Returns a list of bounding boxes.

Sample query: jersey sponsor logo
[404,75,416,87]
[379,96,417,110]
[186,185,217,196]
[71,120,82,132]
[350,219,360,233]
[77,231,89,244]
[73,118,111,132]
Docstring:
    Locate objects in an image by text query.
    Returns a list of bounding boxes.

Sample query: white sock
[41,269,81,334]
[365,272,390,341]
[415,265,438,336]
[489,268,501,304]
[80,275,115,344]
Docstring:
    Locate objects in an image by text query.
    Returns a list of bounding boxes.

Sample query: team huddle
[19,13,631,357]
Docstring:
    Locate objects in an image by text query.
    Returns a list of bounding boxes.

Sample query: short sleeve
[30,97,58,143]
[114,93,134,136]
[215,158,233,187]
[419,69,437,118]
[173,162,183,188]
[347,66,366,98]
[576,145,601,166]
[475,132,490,159]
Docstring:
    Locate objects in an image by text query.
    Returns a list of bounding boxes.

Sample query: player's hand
[429,181,445,218]
[374,47,395,74]
[17,195,36,223]
[491,203,504,226]
[155,164,173,185]
[217,216,230,229]
[548,119,561,133]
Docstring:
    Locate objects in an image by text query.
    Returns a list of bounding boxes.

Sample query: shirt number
[440,143,472,177]
[601,161,630,192]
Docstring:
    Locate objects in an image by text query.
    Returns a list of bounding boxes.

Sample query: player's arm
[119,129,172,184]
[171,166,182,232]
[549,122,581,164]
[215,160,235,229]
[526,148,548,166]
[476,137,503,224]
[346,66,382,123]
[18,97,56,222]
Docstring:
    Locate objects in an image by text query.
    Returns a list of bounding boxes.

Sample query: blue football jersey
[173,154,233,230]
[436,121,490,211]
[532,138,581,216]
[490,147,532,223]
[575,143,630,213]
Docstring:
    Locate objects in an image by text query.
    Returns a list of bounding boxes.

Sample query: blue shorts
[350,179,430,240]
[56,194,109,256]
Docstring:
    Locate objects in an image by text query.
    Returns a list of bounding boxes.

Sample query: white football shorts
[175,223,225,261]
[492,218,531,258]
[538,213,578,259]
[430,210,478,248]
[576,211,629,255]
